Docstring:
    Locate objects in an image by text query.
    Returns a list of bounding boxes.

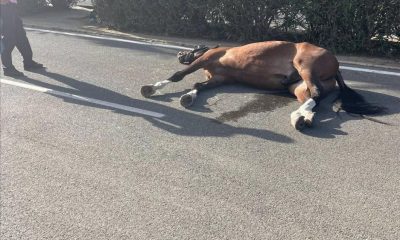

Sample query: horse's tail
[333,71,385,114]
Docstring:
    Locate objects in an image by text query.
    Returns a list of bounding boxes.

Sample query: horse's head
[177,45,211,65]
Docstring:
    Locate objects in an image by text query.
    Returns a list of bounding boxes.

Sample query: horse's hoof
[141,85,156,98]
[304,112,315,128]
[180,94,194,108]
[304,119,313,128]
[293,115,306,131]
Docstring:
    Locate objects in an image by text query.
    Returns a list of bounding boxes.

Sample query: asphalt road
[1,30,400,240]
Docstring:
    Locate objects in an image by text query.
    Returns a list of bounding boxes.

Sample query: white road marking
[0,79,165,118]
[26,27,400,77]
[340,66,400,77]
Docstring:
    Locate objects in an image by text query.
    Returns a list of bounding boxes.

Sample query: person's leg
[13,15,44,70]
[1,3,24,76]
[14,18,33,61]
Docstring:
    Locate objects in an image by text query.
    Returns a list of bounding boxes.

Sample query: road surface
[1,29,400,240]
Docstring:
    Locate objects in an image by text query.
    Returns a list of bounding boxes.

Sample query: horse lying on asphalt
[141,41,384,130]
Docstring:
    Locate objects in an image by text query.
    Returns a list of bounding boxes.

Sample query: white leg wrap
[186,89,198,98]
[290,110,303,128]
[180,89,198,107]
[290,98,316,129]
[298,98,316,114]
[153,80,171,90]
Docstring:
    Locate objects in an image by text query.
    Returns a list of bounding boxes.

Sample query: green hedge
[94,0,400,56]
[296,0,400,55]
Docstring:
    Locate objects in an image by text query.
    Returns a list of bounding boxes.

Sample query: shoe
[24,60,44,71]
[3,66,24,77]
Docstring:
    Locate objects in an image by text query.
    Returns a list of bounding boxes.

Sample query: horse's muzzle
[177,45,212,65]
[177,50,194,65]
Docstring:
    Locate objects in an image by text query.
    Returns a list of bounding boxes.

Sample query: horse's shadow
[14,69,294,143]
[301,90,399,138]
[152,83,293,114]
[151,83,399,139]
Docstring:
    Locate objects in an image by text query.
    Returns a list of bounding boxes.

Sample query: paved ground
[1,28,400,240]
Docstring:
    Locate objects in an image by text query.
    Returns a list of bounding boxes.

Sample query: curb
[25,24,400,71]
[336,60,400,71]
[24,24,196,48]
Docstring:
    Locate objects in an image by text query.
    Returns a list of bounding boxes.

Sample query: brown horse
[141,41,384,130]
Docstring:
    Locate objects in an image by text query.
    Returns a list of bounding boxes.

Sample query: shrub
[92,0,400,55]
[291,0,400,55]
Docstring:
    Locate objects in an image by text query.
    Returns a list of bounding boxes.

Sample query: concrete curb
[24,24,196,48]
[337,60,400,71]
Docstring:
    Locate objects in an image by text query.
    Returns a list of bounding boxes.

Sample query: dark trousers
[0,3,33,68]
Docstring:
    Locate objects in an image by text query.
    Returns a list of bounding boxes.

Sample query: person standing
[1,0,44,77]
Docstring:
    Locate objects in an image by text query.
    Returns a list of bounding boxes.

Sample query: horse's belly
[237,74,287,90]
[246,59,296,88]
[232,62,294,90]
[211,51,296,90]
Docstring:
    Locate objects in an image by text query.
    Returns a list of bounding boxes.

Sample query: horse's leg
[141,60,205,98]
[180,75,230,107]
[288,70,322,130]
[298,70,322,101]
[289,73,337,130]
